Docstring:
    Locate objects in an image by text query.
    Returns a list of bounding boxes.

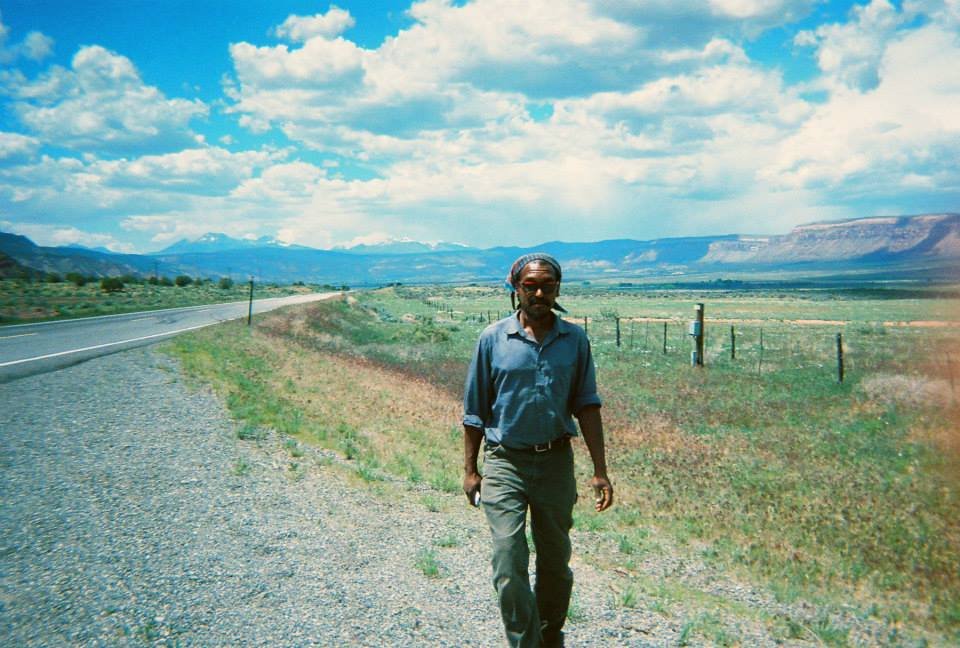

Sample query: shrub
[218,277,234,289]
[159,276,174,286]
[100,277,124,292]
[174,275,193,287]
[65,272,87,287]
[45,272,63,283]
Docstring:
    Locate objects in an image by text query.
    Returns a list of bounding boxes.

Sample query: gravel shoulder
[0,346,644,646]
[0,345,905,646]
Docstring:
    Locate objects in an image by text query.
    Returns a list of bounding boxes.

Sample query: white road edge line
[0,301,243,329]
[0,322,216,367]
[0,292,336,330]
[0,333,38,340]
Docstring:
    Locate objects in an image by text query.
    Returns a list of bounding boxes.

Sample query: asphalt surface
[0,292,338,383]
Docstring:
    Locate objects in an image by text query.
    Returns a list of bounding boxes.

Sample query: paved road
[0,292,339,383]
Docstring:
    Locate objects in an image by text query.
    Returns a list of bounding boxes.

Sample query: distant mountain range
[155,233,471,256]
[2,213,958,285]
[156,232,314,255]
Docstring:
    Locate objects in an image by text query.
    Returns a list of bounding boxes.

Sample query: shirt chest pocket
[491,346,537,388]
[540,355,576,395]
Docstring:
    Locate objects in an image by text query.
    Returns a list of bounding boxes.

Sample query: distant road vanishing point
[0,292,340,383]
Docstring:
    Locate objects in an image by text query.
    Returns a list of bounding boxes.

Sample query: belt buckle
[533,441,550,453]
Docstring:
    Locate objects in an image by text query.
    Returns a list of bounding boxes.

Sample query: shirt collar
[503,313,571,340]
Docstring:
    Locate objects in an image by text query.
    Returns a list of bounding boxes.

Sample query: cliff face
[701,214,960,264]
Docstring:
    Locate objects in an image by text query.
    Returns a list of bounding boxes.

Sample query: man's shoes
[541,630,565,647]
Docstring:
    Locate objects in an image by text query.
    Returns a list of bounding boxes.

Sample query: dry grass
[859,373,957,409]
[168,290,960,643]
[270,340,463,447]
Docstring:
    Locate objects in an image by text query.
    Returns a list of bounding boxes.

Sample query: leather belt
[488,436,571,453]
[531,436,570,452]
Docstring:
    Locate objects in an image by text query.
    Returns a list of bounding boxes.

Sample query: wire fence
[451,307,960,393]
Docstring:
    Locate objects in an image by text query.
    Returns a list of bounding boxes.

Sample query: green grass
[421,494,443,512]
[415,548,443,578]
[434,533,461,548]
[566,592,586,622]
[231,457,251,476]
[164,286,960,643]
[618,585,639,608]
[0,277,317,324]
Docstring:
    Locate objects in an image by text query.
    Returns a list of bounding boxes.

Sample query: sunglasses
[519,280,559,295]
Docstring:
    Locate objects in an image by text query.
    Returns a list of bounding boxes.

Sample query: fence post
[629,320,635,349]
[730,325,736,360]
[758,328,764,375]
[584,316,588,337]
[836,332,844,383]
[692,303,705,367]
[663,322,668,354]
[615,317,621,348]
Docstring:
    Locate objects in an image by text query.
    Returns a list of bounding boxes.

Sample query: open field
[167,285,960,646]
[0,278,325,324]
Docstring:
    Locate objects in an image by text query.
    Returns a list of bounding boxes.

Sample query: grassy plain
[0,278,316,324]
[167,285,960,646]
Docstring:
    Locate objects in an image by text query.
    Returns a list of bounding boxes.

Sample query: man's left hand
[590,475,614,512]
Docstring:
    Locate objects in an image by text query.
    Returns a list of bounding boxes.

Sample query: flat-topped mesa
[701,213,960,264]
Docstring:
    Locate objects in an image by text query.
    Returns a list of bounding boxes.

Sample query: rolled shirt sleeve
[571,336,602,414]
[462,335,491,429]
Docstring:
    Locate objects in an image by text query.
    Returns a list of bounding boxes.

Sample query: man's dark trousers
[482,441,577,648]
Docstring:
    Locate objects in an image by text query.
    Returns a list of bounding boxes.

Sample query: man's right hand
[463,472,482,507]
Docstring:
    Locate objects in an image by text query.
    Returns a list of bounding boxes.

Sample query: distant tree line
[6,270,237,292]
[4,267,345,292]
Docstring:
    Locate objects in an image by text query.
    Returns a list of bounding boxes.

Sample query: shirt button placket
[536,348,546,440]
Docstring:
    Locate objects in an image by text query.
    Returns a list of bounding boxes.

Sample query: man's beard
[522,301,552,321]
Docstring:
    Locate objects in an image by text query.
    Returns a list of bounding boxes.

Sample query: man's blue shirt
[462,313,602,448]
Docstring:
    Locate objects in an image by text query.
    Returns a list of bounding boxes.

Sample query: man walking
[463,253,613,648]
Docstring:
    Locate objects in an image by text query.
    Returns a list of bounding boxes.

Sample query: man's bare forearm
[576,405,608,477]
[463,424,483,475]
[577,405,613,511]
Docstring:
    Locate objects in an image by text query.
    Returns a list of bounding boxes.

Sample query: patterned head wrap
[505,252,567,313]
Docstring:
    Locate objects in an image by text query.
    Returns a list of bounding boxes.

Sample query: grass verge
[165,289,960,645]
[0,277,320,324]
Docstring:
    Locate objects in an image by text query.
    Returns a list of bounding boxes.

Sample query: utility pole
[247,277,254,326]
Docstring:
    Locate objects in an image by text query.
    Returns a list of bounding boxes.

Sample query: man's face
[516,261,560,322]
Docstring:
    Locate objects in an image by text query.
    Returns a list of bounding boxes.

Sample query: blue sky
[0,0,957,252]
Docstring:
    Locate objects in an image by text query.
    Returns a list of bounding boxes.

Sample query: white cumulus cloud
[795,0,904,90]
[0,131,39,163]
[9,45,208,155]
[0,12,54,64]
[274,6,356,42]
[766,21,960,198]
